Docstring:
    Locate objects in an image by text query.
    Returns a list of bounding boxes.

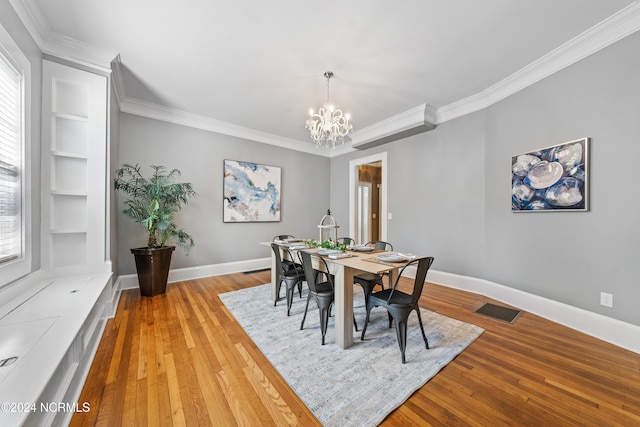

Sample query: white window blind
[0,51,22,265]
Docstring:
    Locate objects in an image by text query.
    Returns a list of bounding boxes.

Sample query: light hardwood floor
[71,271,640,426]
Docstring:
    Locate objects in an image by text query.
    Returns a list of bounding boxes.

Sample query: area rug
[219,284,484,426]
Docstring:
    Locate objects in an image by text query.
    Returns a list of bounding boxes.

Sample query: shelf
[50,190,87,197]
[52,116,88,156]
[50,229,87,235]
[52,112,88,122]
[53,79,89,119]
[51,150,88,160]
[51,156,88,195]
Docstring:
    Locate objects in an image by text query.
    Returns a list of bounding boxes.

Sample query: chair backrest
[337,237,355,245]
[271,243,299,277]
[270,243,285,274]
[298,251,333,293]
[367,240,393,251]
[273,234,295,241]
[389,257,435,305]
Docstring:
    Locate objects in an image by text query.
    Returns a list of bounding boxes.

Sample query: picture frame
[223,160,281,222]
[511,137,589,212]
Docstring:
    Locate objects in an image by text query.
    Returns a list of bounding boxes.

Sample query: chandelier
[305,71,353,149]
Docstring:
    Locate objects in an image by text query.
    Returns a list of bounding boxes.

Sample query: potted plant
[114,163,197,296]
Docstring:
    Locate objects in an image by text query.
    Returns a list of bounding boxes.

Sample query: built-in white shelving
[41,60,108,273]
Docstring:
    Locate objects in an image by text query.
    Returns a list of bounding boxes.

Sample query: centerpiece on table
[304,239,348,253]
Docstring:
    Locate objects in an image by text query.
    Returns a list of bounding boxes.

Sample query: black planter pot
[131,246,176,297]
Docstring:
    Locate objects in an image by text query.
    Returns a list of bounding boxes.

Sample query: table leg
[270,250,278,302]
[387,268,398,289]
[334,264,354,349]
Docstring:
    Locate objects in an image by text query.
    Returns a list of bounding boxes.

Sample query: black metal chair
[298,251,358,345]
[353,240,394,312]
[360,256,435,363]
[337,237,355,246]
[270,243,305,316]
[273,235,298,271]
[367,240,393,251]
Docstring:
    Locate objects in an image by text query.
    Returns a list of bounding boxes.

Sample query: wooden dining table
[262,241,413,349]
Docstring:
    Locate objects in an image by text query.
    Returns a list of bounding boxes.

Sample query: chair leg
[300,293,311,330]
[274,279,282,307]
[360,302,373,340]
[392,315,409,364]
[415,307,429,349]
[286,283,294,316]
[320,305,330,345]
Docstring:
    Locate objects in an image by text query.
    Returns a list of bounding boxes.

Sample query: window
[0,22,30,286]
[0,51,22,266]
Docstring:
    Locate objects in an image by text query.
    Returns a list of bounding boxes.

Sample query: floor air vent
[475,303,522,323]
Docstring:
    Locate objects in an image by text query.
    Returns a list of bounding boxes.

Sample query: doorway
[349,152,387,244]
[356,181,372,243]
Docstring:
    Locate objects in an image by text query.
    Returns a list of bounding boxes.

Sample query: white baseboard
[118,257,272,290]
[427,269,640,355]
[116,259,640,355]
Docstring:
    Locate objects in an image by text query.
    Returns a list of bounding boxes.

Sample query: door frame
[349,152,387,242]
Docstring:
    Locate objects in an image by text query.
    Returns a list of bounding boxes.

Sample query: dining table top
[262,240,418,275]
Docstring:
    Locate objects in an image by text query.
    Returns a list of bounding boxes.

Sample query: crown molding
[11,0,640,152]
[110,54,126,106]
[350,104,436,149]
[437,1,640,123]
[119,97,330,156]
[9,0,116,73]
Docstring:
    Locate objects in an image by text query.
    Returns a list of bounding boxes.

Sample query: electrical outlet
[600,292,613,308]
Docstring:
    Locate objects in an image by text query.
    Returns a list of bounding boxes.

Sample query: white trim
[427,269,640,355]
[9,0,116,73]
[10,0,640,148]
[119,97,326,155]
[349,104,436,148]
[110,54,126,106]
[0,18,32,286]
[118,257,272,290]
[116,256,640,354]
[349,152,387,244]
[437,1,640,124]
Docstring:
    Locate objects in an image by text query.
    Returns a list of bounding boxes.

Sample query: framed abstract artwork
[512,137,589,212]
[223,160,281,222]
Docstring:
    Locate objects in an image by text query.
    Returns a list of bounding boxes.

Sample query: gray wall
[114,27,640,326]
[331,31,640,326]
[117,114,330,274]
[0,3,42,277]
[483,30,640,326]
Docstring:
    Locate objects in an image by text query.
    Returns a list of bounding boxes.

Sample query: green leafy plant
[114,163,197,253]
[304,239,347,253]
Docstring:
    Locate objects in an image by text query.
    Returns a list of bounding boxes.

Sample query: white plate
[378,253,415,262]
[352,245,373,252]
[317,249,342,255]
[328,253,353,259]
[288,244,307,250]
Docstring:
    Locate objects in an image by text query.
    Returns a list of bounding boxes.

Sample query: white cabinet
[41,60,109,273]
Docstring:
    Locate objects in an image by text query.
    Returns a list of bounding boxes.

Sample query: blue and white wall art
[223,160,281,222]
[512,137,589,212]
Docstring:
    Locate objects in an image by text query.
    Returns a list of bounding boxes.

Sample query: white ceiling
[12,0,640,153]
